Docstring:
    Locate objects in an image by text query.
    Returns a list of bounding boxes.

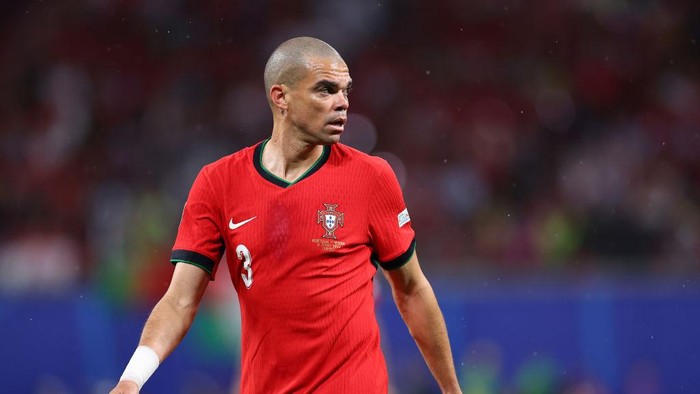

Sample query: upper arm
[382,252,430,298]
[171,166,225,279]
[164,262,210,309]
[368,158,416,269]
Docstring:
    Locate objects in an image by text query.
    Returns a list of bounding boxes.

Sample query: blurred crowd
[1,0,699,296]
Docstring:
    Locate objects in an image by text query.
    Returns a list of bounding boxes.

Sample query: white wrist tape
[119,345,160,390]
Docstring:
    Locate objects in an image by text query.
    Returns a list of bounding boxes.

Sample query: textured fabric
[171,141,415,393]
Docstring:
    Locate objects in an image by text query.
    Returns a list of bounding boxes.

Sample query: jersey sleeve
[368,159,416,270]
[170,166,224,279]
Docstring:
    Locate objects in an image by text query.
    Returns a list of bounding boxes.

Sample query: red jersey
[171,140,415,393]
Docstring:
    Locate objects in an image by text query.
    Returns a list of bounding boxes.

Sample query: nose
[334,91,349,111]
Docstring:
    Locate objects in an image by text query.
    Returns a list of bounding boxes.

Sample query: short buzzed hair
[263,37,344,101]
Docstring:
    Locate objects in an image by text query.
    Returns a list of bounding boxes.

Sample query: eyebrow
[313,79,353,90]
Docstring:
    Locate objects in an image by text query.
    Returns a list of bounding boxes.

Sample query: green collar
[253,139,331,188]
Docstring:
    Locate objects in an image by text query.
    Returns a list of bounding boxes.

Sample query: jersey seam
[366,159,383,247]
[201,165,225,237]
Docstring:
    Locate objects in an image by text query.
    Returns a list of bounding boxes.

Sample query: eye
[314,82,346,97]
[317,86,333,95]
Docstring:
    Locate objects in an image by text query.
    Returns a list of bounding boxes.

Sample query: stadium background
[1,0,699,393]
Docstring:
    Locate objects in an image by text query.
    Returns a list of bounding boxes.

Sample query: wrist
[119,345,160,390]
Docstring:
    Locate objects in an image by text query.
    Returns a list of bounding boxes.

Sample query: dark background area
[0,1,698,393]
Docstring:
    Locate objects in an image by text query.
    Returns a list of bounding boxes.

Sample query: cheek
[304,102,327,122]
[291,97,328,125]
[291,104,320,127]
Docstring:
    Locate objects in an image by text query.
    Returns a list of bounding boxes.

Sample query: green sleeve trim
[171,259,213,275]
[170,249,217,280]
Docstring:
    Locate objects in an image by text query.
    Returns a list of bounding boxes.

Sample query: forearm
[138,292,200,361]
[112,264,208,393]
[393,282,461,393]
[113,296,197,393]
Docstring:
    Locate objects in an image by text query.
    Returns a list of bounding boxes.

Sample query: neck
[261,130,326,183]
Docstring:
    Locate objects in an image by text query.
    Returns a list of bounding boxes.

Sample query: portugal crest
[317,203,344,239]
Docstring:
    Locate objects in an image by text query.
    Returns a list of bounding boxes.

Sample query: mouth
[327,117,347,131]
[328,117,348,127]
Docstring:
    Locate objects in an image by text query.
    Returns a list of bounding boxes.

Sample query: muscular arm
[383,253,462,394]
[139,263,210,358]
[111,263,210,393]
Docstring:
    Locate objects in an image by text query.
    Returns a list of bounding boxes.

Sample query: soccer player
[111,36,462,394]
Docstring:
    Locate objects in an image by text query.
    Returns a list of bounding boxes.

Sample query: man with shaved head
[111,37,462,394]
[263,36,344,103]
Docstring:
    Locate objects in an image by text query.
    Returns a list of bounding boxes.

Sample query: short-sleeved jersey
[171,140,415,393]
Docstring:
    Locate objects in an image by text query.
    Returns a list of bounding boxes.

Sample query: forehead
[302,56,351,84]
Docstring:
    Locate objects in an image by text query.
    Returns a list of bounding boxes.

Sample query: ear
[270,85,288,111]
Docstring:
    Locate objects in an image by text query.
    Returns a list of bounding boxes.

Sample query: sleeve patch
[398,208,411,227]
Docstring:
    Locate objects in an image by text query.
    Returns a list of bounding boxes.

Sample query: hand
[109,380,139,394]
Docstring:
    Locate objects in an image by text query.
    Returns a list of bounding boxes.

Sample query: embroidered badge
[317,203,344,239]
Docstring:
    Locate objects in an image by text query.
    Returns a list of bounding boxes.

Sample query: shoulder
[201,143,259,177]
[331,143,392,175]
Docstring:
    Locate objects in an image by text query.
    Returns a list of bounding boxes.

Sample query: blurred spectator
[0,0,699,297]
[1,2,699,394]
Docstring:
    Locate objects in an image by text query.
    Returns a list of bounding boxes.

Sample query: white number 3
[236,244,253,289]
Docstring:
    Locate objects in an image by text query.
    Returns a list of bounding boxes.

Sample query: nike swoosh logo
[229,216,257,230]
